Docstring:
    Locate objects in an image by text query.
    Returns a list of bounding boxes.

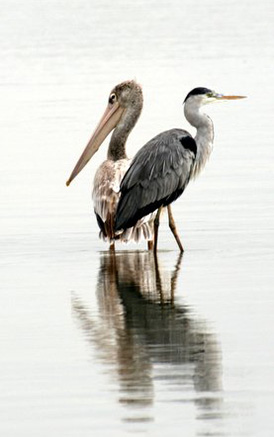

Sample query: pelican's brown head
[111,80,143,110]
[66,80,143,186]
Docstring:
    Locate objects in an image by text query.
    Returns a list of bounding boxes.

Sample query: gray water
[1,0,274,435]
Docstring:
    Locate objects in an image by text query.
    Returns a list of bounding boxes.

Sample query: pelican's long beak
[217,94,246,100]
[66,102,124,186]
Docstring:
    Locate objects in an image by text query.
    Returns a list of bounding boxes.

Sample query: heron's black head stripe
[184,87,212,102]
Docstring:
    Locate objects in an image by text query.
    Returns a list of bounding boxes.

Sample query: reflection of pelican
[66,80,154,249]
[72,252,222,423]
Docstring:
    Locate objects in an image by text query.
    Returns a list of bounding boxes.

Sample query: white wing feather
[92,159,154,243]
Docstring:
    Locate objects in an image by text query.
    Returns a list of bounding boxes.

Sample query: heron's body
[114,128,197,230]
[114,87,245,251]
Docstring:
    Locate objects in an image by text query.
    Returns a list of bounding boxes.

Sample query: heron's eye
[109,93,117,104]
[206,92,213,98]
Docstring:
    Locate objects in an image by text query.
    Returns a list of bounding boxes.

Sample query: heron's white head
[183,87,246,127]
[184,87,246,107]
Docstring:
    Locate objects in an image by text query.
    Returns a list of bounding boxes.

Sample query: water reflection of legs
[71,251,223,430]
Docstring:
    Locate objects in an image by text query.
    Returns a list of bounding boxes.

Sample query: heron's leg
[167,205,184,252]
[153,206,162,253]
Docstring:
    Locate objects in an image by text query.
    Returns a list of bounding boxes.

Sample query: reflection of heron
[72,251,222,423]
[66,80,154,249]
[115,88,245,252]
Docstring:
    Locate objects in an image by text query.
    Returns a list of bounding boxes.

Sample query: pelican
[114,87,246,252]
[66,80,154,250]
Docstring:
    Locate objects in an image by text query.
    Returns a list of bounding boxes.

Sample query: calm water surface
[1,0,274,436]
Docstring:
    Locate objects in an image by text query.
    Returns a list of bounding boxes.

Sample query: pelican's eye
[109,93,117,104]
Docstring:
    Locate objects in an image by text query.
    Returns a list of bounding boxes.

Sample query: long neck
[108,103,142,161]
[107,125,129,161]
[184,102,214,178]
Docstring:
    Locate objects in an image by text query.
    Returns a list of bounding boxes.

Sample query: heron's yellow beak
[217,95,246,100]
[66,102,124,186]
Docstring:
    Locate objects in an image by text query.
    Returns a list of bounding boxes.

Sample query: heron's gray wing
[115,128,196,231]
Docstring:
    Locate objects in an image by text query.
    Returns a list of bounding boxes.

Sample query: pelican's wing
[115,129,196,231]
[93,159,130,239]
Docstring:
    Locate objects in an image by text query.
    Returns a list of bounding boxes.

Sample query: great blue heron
[66,80,154,250]
[114,87,245,252]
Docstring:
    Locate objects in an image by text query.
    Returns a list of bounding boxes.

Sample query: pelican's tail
[118,219,154,243]
[98,214,154,244]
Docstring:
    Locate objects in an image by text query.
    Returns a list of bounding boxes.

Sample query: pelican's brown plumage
[66,80,154,249]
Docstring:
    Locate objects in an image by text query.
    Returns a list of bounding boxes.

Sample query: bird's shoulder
[121,129,196,190]
[93,158,130,192]
[92,158,130,220]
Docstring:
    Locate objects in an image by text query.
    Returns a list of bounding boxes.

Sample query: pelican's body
[93,158,153,243]
[92,158,129,241]
[66,80,154,248]
[114,87,245,251]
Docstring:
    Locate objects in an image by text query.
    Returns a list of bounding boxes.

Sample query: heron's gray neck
[184,103,214,177]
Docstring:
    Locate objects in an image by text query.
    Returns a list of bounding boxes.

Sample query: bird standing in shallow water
[66,80,154,250]
[114,87,245,252]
